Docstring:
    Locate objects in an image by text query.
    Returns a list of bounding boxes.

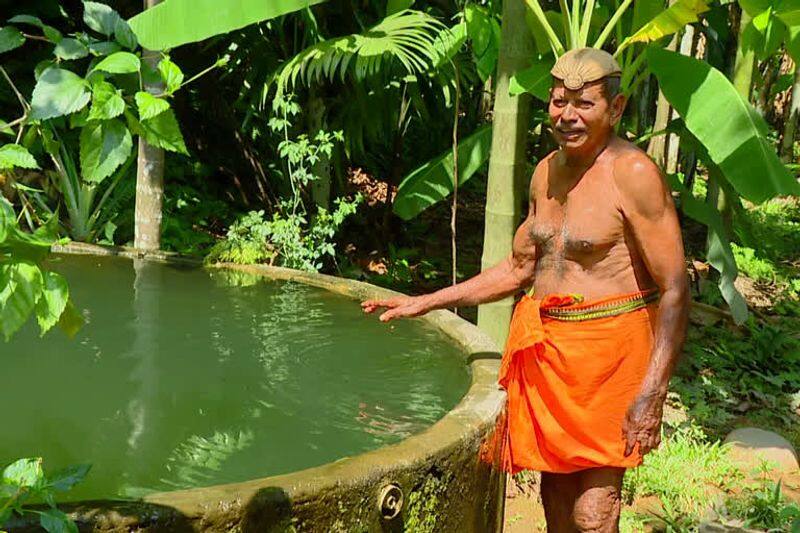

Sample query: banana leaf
[667,174,748,324]
[393,125,492,220]
[648,47,800,203]
[128,0,326,50]
[618,0,709,52]
[509,54,553,102]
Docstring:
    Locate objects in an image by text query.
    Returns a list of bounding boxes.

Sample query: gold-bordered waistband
[541,291,659,322]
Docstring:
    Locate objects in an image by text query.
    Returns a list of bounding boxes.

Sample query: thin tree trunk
[307,93,330,210]
[647,0,679,167]
[477,0,534,348]
[781,67,800,161]
[665,25,696,174]
[134,0,165,251]
[451,65,461,291]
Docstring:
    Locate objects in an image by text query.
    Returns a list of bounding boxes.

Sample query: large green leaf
[740,0,770,17]
[30,68,91,120]
[49,463,91,492]
[128,0,327,50]
[135,91,170,120]
[39,508,78,533]
[54,38,89,60]
[509,54,554,101]
[79,119,133,182]
[0,262,44,340]
[465,5,501,82]
[276,10,446,95]
[88,80,125,120]
[618,0,709,52]
[631,0,667,35]
[430,22,467,69]
[8,15,62,42]
[667,174,748,324]
[787,26,800,63]
[136,109,188,154]
[114,18,138,50]
[34,270,69,335]
[0,196,13,242]
[393,125,492,220]
[83,1,122,36]
[648,47,800,202]
[158,58,184,93]
[3,457,44,487]
[92,51,141,74]
[0,144,39,169]
[0,26,25,54]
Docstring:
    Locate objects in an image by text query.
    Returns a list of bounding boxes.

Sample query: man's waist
[537,289,659,322]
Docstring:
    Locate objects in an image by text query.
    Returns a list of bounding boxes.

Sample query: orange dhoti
[493,291,657,474]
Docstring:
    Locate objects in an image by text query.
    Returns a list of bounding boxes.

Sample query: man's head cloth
[550,48,622,91]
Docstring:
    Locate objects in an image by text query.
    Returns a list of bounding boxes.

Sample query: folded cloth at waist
[486,289,658,474]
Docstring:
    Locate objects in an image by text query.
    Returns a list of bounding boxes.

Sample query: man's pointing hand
[361,295,431,322]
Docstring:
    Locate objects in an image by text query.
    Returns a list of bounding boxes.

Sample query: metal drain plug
[378,483,403,520]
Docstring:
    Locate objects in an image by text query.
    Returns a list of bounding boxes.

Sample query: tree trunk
[781,67,800,161]
[665,25,696,174]
[476,0,534,348]
[647,0,680,167]
[307,93,330,210]
[134,0,165,252]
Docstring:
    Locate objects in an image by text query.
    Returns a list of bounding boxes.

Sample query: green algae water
[1,255,470,500]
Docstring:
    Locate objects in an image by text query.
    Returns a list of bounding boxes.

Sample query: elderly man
[362,48,689,531]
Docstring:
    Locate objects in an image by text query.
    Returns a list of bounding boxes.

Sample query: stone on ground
[723,427,799,472]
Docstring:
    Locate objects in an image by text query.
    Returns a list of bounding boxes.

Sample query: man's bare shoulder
[609,141,670,217]
[528,151,557,194]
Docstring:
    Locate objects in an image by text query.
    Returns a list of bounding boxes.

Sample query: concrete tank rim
[49,242,505,519]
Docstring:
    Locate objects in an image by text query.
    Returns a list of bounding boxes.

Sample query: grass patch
[623,424,742,522]
[719,473,800,531]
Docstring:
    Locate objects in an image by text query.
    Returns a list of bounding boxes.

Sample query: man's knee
[572,486,621,533]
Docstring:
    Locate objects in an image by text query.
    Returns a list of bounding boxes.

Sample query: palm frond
[276,10,447,96]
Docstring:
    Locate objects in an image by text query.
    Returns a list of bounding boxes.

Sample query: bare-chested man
[362,48,689,532]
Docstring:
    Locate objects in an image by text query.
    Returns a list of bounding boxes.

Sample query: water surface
[1,255,470,500]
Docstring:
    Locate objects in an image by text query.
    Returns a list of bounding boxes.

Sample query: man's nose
[561,103,577,121]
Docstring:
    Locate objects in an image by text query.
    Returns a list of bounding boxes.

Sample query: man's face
[548,79,623,153]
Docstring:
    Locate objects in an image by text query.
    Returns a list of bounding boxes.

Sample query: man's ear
[610,93,627,126]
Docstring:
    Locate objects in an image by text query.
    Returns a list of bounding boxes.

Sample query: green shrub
[731,243,777,282]
[722,477,800,530]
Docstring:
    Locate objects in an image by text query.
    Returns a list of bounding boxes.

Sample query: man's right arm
[362,171,540,322]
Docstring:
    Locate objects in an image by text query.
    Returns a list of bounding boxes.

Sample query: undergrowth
[623,423,741,521]
[671,318,800,448]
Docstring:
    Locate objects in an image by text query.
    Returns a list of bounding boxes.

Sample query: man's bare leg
[572,467,625,533]
[540,471,579,533]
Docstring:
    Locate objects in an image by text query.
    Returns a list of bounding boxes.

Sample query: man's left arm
[614,153,690,458]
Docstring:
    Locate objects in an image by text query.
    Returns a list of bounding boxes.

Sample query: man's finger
[623,429,636,457]
[380,308,402,322]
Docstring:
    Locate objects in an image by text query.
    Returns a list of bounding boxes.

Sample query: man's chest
[529,174,626,260]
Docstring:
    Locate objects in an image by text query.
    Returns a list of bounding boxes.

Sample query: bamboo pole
[477,0,535,348]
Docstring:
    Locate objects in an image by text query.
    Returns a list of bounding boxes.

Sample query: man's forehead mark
[550,79,605,98]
